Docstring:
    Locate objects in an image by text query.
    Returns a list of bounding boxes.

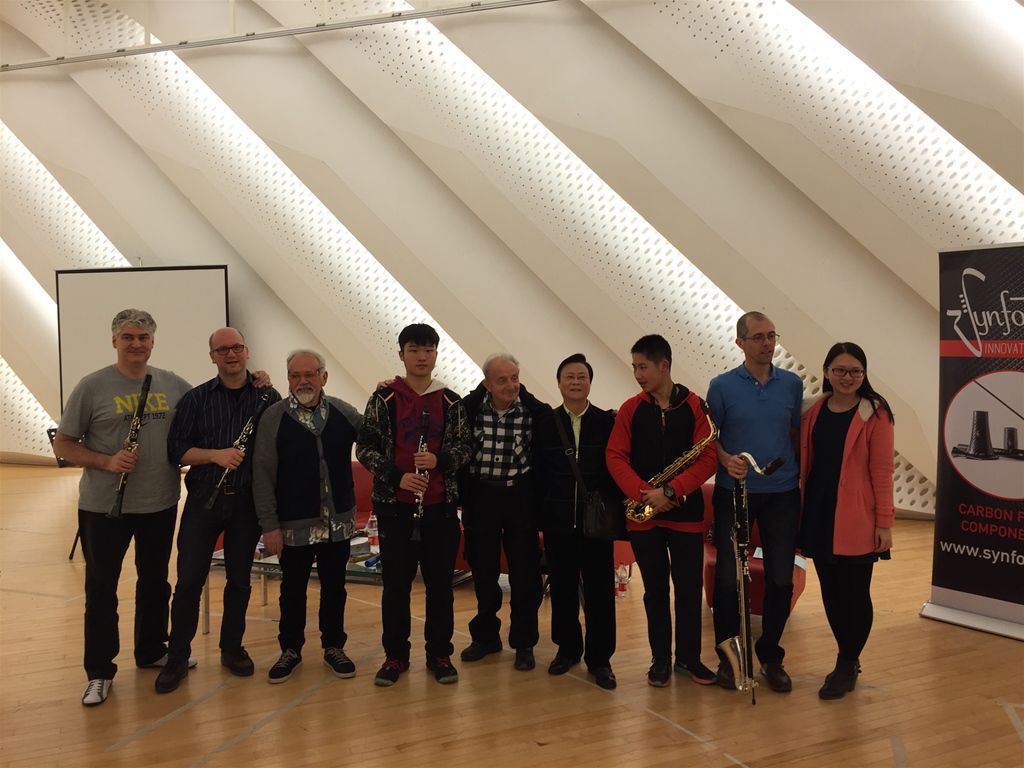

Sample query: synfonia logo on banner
[927,244,1023,633]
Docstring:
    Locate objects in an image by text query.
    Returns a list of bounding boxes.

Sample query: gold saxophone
[623,400,718,524]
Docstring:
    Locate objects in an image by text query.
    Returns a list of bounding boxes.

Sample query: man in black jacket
[532,354,618,689]
[459,353,548,671]
[253,350,363,684]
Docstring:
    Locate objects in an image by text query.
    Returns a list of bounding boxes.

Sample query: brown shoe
[760,661,792,692]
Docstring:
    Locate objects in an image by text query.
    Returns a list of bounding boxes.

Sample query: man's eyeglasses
[560,374,591,382]
[829,367,865,379]
[287,370,324,382]
[212,344,246,356]
[741,333,780,343]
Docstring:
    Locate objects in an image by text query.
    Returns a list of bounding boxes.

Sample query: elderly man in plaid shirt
[458,353,550,671]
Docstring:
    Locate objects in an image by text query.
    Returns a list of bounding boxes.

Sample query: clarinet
[107,374,153,519]
[411,405,430,543]
[204,390,272,511]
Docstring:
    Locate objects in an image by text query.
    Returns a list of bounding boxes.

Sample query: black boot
[818,657,859,700]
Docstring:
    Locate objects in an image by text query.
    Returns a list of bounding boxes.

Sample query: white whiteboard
[56,267,228,411]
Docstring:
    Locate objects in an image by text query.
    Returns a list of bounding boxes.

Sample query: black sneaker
[460,640,503,662]
[513,647,536,671]
[154,656,190,693]
[221,647,255,677]
[647,658,672,688]
[324,647,356,679]
[674,660,717,686]
[760,661,793,692]
[374,658,409,687]
[268,649,302,684]
[426,656,459,684]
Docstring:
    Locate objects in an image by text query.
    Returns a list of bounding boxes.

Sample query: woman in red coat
[800,342,895,700]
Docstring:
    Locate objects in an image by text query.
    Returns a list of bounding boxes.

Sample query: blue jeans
[79,506,177,680]
[168,486,261,660]
[711,485,799,665]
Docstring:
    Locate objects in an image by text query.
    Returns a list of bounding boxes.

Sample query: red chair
[352,461,374,531]
[701,484,805,615]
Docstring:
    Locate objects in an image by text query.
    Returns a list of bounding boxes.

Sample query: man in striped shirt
[157,327,280,694]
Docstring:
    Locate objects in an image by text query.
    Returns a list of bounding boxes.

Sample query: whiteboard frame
[56,266,229,411]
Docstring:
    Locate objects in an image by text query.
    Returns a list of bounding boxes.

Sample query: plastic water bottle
[616,563,629,597]
[366,513,379,554]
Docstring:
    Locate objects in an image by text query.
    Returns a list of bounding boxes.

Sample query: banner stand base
[920,601,1024,641]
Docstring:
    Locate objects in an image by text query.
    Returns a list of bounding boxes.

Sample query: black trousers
[463,478,543,650]
[712,485,800,665]
[378,502,462,663]
[544,531,615,670]
[815,560,875,661]
[628,526,705,664]
[278,537,351,653]
[167,486,261,660]
[79,506,177,680]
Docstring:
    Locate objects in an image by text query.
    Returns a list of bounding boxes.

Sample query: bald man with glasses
[157,328,279,694]
[706,311,804,694]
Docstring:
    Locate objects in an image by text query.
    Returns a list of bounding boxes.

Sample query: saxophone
[623,399,718,524]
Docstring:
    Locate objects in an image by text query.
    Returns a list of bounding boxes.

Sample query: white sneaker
[82,679,112,706]
[143,654,197,669]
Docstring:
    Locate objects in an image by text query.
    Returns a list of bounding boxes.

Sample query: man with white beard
[252,350,363,684]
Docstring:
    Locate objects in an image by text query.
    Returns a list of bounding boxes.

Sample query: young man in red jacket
[606,335,718,688]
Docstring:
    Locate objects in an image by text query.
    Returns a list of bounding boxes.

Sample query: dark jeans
[712,485,800,665]
[379,503,462,663]
[544,531,615,670]
[629,526,705,664]
[463,478,543,649]
[815,560,875,661]
[167,486,261,660]
[79,506,177,680]
[278,537,351,653]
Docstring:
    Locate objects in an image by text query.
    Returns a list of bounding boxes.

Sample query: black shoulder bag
[552,413,626,541]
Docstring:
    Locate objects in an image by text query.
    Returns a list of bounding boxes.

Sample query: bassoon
[717,452,785,704]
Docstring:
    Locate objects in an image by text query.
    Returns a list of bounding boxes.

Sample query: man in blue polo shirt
[707,311,803,693]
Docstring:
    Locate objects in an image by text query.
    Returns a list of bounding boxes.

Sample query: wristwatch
[662,484,676,501]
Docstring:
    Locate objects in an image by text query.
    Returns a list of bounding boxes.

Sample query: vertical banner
[922,244,1024,639]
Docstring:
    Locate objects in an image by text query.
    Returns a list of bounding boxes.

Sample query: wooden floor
[0,465,1021,768]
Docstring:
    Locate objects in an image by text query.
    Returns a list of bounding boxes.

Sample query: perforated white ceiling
[0,0,943,508]
[0,356,56,457]
[646,0,1024,250]
[1,123,128,270]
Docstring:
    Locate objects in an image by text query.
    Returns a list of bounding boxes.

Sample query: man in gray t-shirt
[54,309,191,707]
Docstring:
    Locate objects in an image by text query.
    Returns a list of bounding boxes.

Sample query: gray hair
[286,349,326,370]
[111,309,156,335]
[482,352,520,379]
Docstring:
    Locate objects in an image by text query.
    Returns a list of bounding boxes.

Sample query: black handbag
[552,412,626,541]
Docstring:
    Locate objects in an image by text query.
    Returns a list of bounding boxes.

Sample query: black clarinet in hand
[204,390,272,511]
[411,405,430,542]
[107,374,153,519]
